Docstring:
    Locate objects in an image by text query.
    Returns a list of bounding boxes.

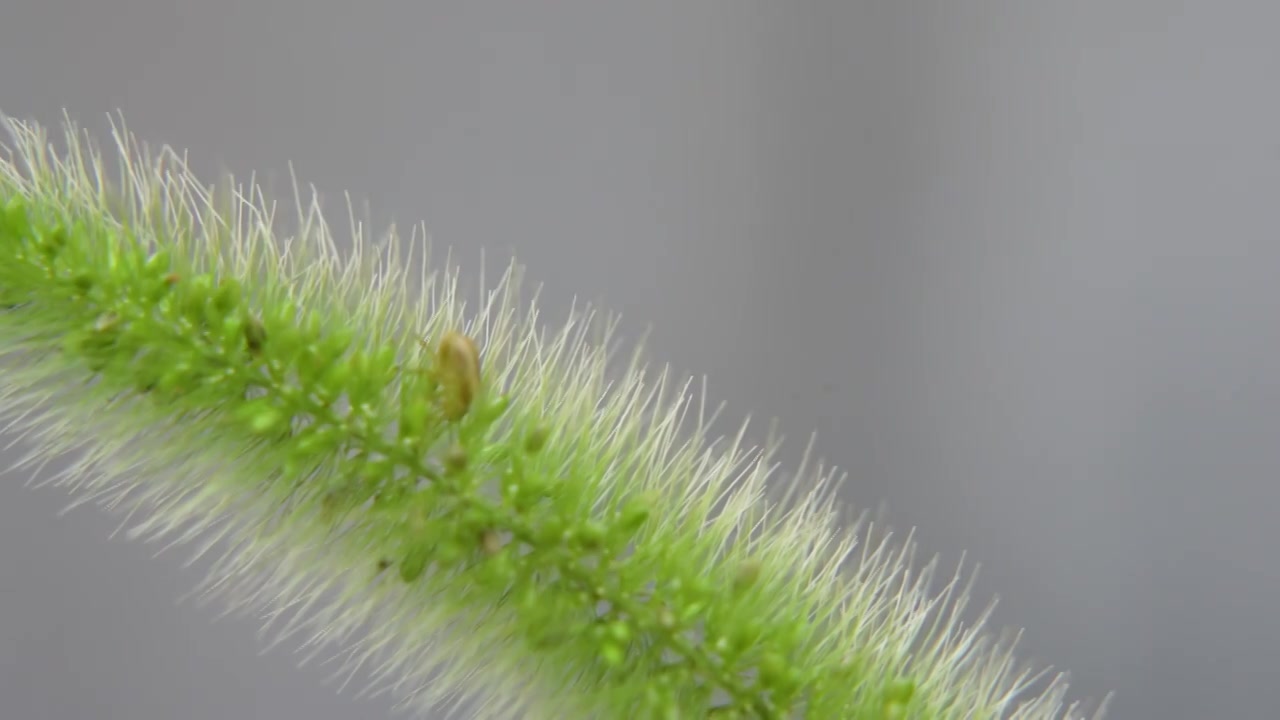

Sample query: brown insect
[428,329,482,422]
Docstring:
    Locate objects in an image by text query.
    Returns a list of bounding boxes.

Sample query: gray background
[2,2,1278,718]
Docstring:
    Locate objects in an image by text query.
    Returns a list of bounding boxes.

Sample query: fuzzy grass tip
[0,113,1106,720]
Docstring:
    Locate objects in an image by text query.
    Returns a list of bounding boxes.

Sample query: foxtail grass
[0,113,1105,719]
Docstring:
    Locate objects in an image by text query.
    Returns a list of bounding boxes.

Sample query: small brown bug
[432,329,482,421]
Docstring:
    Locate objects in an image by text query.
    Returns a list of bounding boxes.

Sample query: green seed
[599,642,625,667]
[523,424,549,454]
[243,315,267,356]
[444,444,468,475]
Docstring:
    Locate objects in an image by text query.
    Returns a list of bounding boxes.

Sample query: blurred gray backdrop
[2,2,1278,719]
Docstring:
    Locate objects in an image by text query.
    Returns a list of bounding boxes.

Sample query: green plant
[0,113,1104,719]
